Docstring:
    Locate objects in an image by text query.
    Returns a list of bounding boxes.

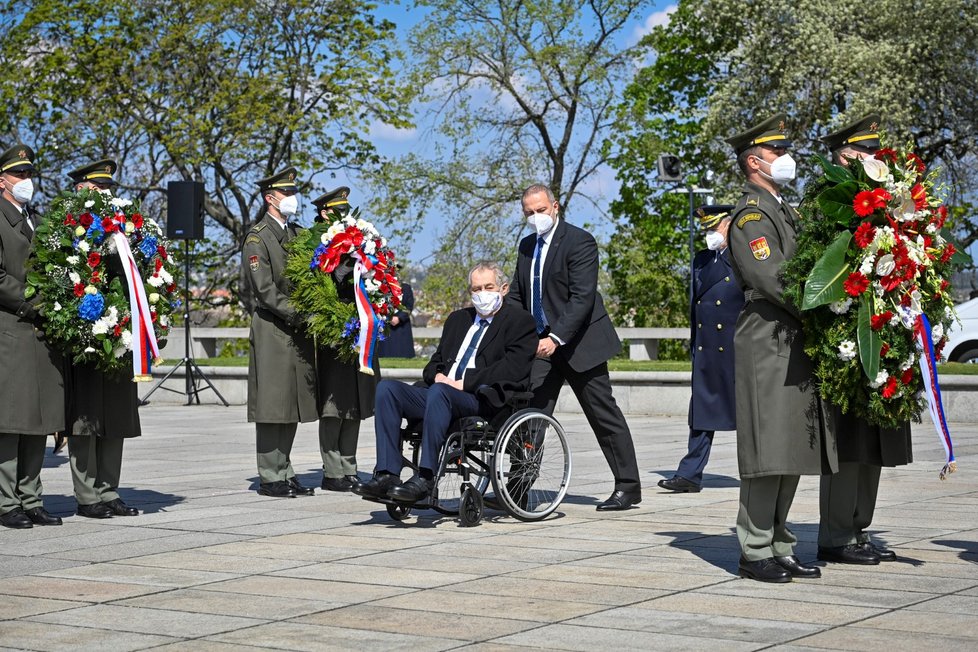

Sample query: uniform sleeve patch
[736,212,762,229]
[249,255,260,271]
[749,237,771,261]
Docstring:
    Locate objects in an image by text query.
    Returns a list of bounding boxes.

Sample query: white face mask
[276,194,299,218]
[471,290,502,316]
[705,231,726,251]
[527,209,556,235]
[10,178,34,204]
[757,154,796,185]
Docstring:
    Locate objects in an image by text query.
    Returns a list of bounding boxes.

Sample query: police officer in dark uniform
[64,159,143,518]
[815,114,912,565]
[0,144,66,529]
[659,205,743,493]
[243,167,318,498]
[309,187,378,492]
[725,115,837,583]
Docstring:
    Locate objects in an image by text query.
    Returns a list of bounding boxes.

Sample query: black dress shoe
[77,503,113,519]
[53,433,68,454]
[321,476,354,492]
[345,474,362,489]
[774,555,821,578]
[257,481,297,498]
[596,489,642,511]
[739,557,791,583]
[388,475,432,505]
[817,544,880,565]
[25,507,63,526]
[103,498,139,516]
[861,541,896,561]
[0,508,33,529]
[657,476,702,493]
[288,478,315,496]
[353,473,402,499]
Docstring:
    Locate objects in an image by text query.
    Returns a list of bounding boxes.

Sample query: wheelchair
[363,392,572,527]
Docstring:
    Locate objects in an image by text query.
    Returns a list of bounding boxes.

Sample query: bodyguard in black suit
[355,263,537,505]
[659,206,744,493]
[509,184,641,510]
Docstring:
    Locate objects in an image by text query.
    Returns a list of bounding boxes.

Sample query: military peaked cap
[257,166,299,193]
[697,204,735,230]
[311,186,351,210]
[820,113,882,153]
[0,144,36,174]
[68,158,119,187]
[725,113,792,154]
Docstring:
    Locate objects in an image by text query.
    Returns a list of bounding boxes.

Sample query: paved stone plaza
[1,404,976,651]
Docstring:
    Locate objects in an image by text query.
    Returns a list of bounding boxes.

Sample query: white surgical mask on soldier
[471,290,502,316]
[277,194,299,217]
[705,231,726,251]
[757,154,796,185]
[11,178,34,203]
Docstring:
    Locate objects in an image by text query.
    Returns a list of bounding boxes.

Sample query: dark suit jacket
[378,282,415,358]
[509,219,621,372]
[422,303,537,394]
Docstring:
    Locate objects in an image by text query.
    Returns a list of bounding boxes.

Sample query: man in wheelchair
[354,262,538,506]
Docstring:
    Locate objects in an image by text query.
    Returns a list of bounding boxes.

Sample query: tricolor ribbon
[351,254,383,375]
[112,230,161,382]
[914,313,956,479]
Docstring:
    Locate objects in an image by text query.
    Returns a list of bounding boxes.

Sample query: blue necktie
[454,319,489,380]
[532,236,548,333]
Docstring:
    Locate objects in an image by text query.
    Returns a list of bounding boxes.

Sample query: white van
[944,297,978,363]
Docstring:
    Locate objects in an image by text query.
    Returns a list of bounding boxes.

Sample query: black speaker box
[166,180,205,240]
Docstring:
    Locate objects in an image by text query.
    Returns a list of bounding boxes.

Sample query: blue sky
[321,1,678,265]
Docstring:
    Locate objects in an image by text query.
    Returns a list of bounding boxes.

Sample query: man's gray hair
[522,183,555,203]
[468,261,509,287]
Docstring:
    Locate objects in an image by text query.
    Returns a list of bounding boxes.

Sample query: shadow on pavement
[932,539,978,563]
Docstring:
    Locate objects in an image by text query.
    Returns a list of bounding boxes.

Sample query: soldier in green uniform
[310,187,378,492]
[725,115,838,582]
[816,114,911,564]
[243,167,318,498]
[64,159,143,519]
[0,144,66,529]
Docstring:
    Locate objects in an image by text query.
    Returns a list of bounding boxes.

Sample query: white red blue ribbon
[915,313,956,479]
[112,230,161,381]
[351,257,382,375]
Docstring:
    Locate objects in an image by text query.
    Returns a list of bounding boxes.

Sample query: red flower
[871,187,892,206]
[87,252,101,268]
[73,283,85,297]
[155,258,164,272]
[911,184,928,210]
[843,271,870,296]
[102,217,119,233]
[901,368,914,385]
[871,311,893,331]
[132,213,144,229]
[157,245,168,260]
[90,272,101,284]
[113,325,122,338]
[853,190,878,217]
[166,283,177,294]
[940,243,956,264]
[63,214,78,226]
[941,279,951,292]
[880,343,891,357]
[906,152,926,174]
[79,213,94,227]
[935,205,948,228]
[875,148,898,163]
[854,222,876,248]
[935,339,947,357]
[882,377,899,399]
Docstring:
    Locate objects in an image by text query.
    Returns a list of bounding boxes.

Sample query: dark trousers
[374,380,481,475]
[530,356,641,493]
[675,429,715,486]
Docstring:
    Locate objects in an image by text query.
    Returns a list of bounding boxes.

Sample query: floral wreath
[285,207,402,371]
[26,188,177,378]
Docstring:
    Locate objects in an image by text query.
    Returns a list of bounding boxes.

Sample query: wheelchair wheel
[459,486,483,527]
[432,433,490,515]
[491,409,571,521]
[386,503,412,521]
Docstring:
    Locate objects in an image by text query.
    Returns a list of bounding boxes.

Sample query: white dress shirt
[529,219,564,344]
[447,313,495,381]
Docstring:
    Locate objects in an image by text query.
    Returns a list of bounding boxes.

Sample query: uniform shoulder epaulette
[252,222,268,233]
[745,193,760,207]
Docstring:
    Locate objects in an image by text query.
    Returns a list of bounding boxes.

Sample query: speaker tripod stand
[140,239,229,406]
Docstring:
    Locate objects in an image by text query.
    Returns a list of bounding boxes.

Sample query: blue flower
[139,236,158,258]
[341,316,360,338]
[78,292,105,321]
[310,244,327,270]
[86,218,106,244]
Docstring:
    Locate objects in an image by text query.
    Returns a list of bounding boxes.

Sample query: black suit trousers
[529,355,640,492]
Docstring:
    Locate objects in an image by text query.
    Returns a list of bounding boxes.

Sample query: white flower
[892,195,916,221]
[862,158,890,183]
[159,269,173,284]
[321,233,331,245]
[121,330,133,349]
[909,289,922,314]
[109,197,132,208]
[84,200,95,208]
[342,216,356,226]
[74,226,86,237]
[78,240,90,253]
[932,323,944,343]
[84,285,97,295]
[84,346,96,353]
[53,301,62,312]
[898,306,916,329]
[380,237,387,247]
[66,255,80,265]
[364,239,377,255]
[106,306,119,327]
[874,226,896,249]
[356,219,368,231]
[69,271,81,285]
[147,274,164,288]
[925,223,938,234]
[160,314,169,327]
[92,320,109,335]
[901,352,916,371]
[829,298,852,314]
[875,254,895,277]
[125,221,135,234]
[149,292,160,304]
[113,346,127,358]
[837,340,857,361]
[106,238,118,254]
[870,370,889,388]
[889,312,900,327]
[873,281,885,297]
[859,256,875,275]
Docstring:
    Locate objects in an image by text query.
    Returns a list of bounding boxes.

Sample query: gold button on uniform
[725,276,730,282]
[716,300,721,306]
[698,323,702,329]
[697,346,702,351]
[719,346,724,352]
[717,323,723,330]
